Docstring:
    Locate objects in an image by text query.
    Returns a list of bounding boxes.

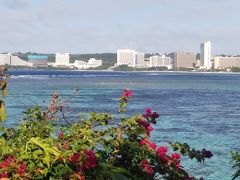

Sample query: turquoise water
[4,70,240,179]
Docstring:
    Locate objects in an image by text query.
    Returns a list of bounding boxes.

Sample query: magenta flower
[0,156,15,169]
[136,118,154,137]
[140,159,154,175]
[156,146,168,155]
[58,132,63,139]
[175,163,180,169]
[18,163,27,176]
[136,119,150,130]
[146,141,157,150]
[156,146,169,164]
[139,139,157,150]
[139,139,147,146]
[202,149,213,158]
[145,108,152,114]
[83,149,97,169]
[142,108,160,124]
[122,89,133,97]
[70,152,81,163]
[0,172,8,178]
[147,125,154,131]
[152,112,160,118]
[171,153,181,160]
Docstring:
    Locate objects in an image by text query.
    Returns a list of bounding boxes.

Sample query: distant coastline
[7,68,240,75]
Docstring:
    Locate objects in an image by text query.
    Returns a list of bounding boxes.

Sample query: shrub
[0,84,213,179]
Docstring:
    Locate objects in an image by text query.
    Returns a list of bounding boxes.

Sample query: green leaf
[111,173,129,180]
[0,100,6,122]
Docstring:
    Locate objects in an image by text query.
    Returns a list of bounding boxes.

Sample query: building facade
[0,53,33,67]
[73,58,102,69]
[87,58,102,67]
[149,55,172,67]
[214,56,240,69]
[28,55,48,67]
[173,52,196,68]
[55,53,70,66]
[0,54,11,65]
[200,41,211,69]
[117,49,145,67]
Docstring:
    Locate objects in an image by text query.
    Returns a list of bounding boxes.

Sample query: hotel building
[117,49,144,67]
[214,56,240,69]
[200,41,212,69]
[149,55,172,67]
[55,53,70,66]
[173,52,196,68]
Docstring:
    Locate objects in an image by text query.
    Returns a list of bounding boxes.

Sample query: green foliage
[170,142,213,162]
[113,65,170,72]
[0,66,9,122]
[231,151,240,180]
[0,88,213,179]
[231,67,240,72]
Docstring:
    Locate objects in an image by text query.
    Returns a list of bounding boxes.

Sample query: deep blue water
[4,70,240,179]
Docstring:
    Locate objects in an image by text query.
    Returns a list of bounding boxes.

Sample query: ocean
[3,69,240,179]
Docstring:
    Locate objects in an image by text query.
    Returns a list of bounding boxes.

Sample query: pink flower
[136,119,150,130]
[171,153,181,169]
[171,153,181,160]
[142,108,160,122]
[146,141,157,150]
[18,163,27,176]
[83,150,97,169]
[147,126,154,131]
[156,146,169,164]
[175,163,180,169]
[139,139,147,145]
[58,132,63,139]
[140,159,154,175]
[152,112,160,118]
[146,108,152,114]
[139,139,156,150]
[70,152,81,163]
[122,89,133,97]
[158,154,169,164]
[0,172,8,178]
[156,146,168,155]
[136,118,154,136]
[0,156,15,169]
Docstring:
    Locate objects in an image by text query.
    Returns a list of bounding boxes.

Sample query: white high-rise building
[55,53,70,66]
[149,55,172,67]
[117,49,144,67]
[200,41,212,69]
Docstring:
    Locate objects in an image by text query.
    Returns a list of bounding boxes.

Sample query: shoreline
[8,68,240,75]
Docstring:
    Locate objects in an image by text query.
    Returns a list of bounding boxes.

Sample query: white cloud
[0,0,239,54]
[1,0,30,8]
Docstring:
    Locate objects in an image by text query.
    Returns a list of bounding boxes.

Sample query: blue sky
[0,0,239,54]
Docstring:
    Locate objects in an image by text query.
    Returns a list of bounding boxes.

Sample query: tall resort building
[55,53,70,66]
[173,52,196,68]
[149,55,172,67]
[117,49,144,67]
[200,41,212,69]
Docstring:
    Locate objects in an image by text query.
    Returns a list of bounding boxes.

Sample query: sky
[0,0,239,54]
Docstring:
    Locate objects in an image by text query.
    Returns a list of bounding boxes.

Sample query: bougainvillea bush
[0,67,215,179]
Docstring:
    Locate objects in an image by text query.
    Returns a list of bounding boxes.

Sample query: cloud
[1,0,29,9]
[0,0,239,54]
